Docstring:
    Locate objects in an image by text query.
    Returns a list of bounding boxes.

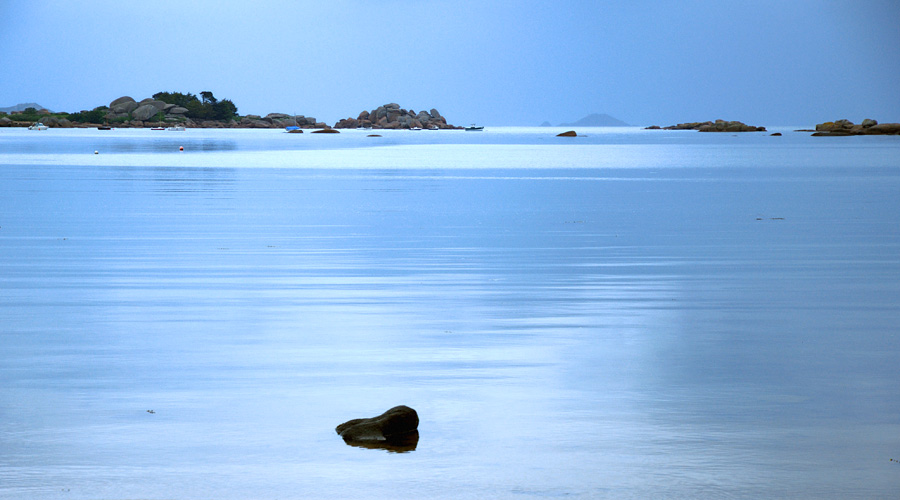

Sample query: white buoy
[94,150,98,154]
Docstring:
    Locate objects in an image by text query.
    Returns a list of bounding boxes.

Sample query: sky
[1,0,898,126]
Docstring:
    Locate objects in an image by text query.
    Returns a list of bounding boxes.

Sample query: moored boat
[28,122,49,130]
[465,124,484,131]
[166,125,186,131]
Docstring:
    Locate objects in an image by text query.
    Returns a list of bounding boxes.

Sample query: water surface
[1,127,899,499]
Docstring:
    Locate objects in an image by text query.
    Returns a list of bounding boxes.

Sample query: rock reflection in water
[342,431,419,453]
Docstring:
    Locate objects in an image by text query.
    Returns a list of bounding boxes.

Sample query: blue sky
[2,0,898,126]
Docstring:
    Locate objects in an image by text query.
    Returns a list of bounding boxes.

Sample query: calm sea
[1,127,899,499]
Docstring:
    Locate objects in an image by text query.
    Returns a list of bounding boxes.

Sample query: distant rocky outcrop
[237,113,324,129]
[811,118,900,136]
[557,130,577,137]
[647,120,766,132]
[559,113,630,127]
[333,103,460,129]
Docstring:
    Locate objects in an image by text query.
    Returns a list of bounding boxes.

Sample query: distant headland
[0,91,461,130]
[560,113,631,127]
[540,113,631,127]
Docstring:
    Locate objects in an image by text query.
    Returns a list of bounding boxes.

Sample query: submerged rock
[557,130,577,137]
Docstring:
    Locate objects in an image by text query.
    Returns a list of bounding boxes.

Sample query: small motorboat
[28,122,49,130]
[410,126,422,131]
[150,127,165,131]
[465,124,484,131]
[98,126,113,130]
[166,125,186,131]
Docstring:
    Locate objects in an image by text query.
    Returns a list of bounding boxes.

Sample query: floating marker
[94,150,98,154]
[179,146,184,151]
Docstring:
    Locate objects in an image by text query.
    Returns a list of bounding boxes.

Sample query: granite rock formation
[102,96,321,129]
[333,103,460,129]
[811,118,900,136]
[646,120,766,132]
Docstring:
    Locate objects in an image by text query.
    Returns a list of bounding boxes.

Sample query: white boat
[28,122,49,130]
[166,125,186,131]
[410,127,422,131]
[465,124,484,131]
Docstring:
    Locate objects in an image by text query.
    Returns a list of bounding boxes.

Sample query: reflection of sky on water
[2,130,899,498]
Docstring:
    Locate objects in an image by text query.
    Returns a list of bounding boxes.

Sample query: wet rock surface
[336,405,419,452]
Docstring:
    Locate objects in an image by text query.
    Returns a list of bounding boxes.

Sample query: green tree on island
[67,106,108,123]
[152,91,197,108]
[153,90,238,121]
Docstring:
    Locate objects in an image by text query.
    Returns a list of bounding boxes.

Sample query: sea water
[1,127,898,499]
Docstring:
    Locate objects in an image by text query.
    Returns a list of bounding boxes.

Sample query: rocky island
[0,93,461,130]
[333,103,460,129]
[810,119,900,136]
[646,120,766,132]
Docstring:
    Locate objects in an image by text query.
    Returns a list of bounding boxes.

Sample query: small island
[333,103,460,130]
[645,120,766,132]
[810,119,900,136]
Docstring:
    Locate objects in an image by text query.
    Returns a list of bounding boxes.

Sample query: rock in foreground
[336,405,419,447]
[811,119,900,136]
